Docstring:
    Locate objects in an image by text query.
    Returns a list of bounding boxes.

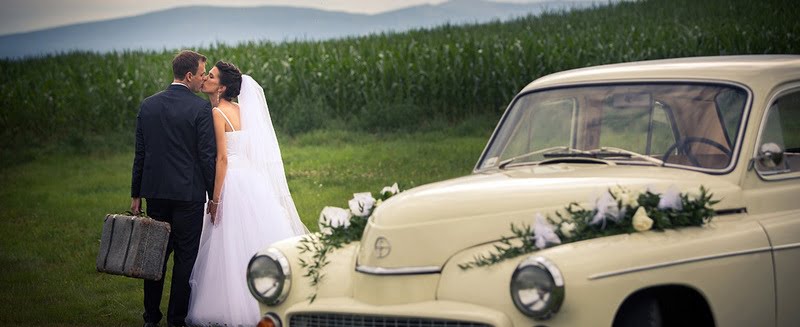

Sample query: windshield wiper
[589,147,664,165]
[498,146,581,169]
[498,146,663,169]
[541,147,664,166]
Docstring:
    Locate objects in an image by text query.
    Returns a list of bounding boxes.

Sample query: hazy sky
[0,0,564,36]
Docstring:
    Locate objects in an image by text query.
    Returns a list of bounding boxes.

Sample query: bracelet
[210,199,221,205]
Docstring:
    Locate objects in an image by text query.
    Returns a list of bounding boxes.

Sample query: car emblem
[374,237,391,259]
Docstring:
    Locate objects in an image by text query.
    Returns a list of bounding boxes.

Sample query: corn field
[0,0,798,158]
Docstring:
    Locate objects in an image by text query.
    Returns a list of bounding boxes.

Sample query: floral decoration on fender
[458,186,718,270]
[297,183,401,302]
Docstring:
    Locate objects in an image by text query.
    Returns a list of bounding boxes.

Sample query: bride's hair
[215,61,242,101]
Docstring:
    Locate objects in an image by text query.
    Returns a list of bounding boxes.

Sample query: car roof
[522,55,800,92]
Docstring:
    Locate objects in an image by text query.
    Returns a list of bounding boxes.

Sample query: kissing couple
[130,50,308,327]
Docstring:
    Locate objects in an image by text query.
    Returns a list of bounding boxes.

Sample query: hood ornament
[374,236,391,259]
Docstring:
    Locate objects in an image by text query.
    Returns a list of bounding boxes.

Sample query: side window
[756,90,800,176]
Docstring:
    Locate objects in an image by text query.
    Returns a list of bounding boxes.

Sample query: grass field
[0,130,488,326]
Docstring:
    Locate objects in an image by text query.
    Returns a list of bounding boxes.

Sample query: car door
[744,85,800,327]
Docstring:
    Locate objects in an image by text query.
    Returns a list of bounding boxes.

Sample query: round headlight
[510,256,565,320]
[247,248,291,305]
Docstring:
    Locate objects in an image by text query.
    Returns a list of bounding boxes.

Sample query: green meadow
[0,130,489,326]
[0,0,798,325]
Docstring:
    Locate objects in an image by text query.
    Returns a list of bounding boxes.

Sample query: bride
[186,61,307,327]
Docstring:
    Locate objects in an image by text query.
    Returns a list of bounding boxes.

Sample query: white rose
[619,191,639,208]
[319,206,351,234]
[609,185,626,199]
[632,207,653,232]
[348,192,376,217]
[559,221,577,238]
[610,186,639,209]
[380,183,400,197]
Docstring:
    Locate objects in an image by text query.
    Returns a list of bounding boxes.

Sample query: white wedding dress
[186,76,306,327]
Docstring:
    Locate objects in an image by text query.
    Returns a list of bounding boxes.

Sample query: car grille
[289,313,492,327]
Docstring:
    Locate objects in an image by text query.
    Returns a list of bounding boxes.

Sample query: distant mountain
[0,0,602,59]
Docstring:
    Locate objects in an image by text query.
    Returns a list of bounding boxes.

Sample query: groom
[130,50,216,327]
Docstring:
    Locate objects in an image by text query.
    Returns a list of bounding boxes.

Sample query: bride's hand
[208,200,219,224]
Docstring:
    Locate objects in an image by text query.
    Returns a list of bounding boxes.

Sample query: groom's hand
[130,197,142,215]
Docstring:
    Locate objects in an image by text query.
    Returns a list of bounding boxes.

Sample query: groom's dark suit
[131,83,215,326]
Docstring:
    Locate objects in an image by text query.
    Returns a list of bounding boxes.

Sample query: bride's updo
[215,61,242,101]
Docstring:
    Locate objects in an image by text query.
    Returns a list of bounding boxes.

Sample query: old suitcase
[96,214,171,281]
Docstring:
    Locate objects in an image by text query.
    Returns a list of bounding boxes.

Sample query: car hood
[357,164,744,270]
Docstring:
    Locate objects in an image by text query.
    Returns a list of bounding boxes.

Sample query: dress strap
[213,107,236,132]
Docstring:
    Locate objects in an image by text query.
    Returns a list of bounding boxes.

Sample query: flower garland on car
[458,186,719,270]
[297,183,400,302]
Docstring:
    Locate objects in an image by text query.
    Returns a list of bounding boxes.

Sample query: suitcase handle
[121,210,150,218]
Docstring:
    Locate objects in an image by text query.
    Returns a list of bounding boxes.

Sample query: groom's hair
[215,61,242,101]
[172,50,207,80]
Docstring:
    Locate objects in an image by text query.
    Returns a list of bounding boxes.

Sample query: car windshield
[478,83,748,171]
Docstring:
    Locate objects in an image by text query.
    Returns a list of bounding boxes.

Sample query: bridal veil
[238,75,308,235]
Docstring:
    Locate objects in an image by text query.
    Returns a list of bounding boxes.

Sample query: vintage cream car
[247,55,800,327]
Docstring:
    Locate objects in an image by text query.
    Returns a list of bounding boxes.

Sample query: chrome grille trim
[289,313,492,327]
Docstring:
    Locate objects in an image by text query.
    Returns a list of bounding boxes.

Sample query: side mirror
[752,142,785,171]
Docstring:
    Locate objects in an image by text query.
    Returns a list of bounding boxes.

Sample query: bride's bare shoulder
[217,101,239,112]
[228,102,239,114]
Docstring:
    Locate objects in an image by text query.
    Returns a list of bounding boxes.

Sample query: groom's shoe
[143,323,159,327]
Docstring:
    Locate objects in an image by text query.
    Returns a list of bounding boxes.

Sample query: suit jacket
[131,84,216,202]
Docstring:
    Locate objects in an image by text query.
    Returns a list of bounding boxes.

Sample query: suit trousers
[143,198,204,326]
